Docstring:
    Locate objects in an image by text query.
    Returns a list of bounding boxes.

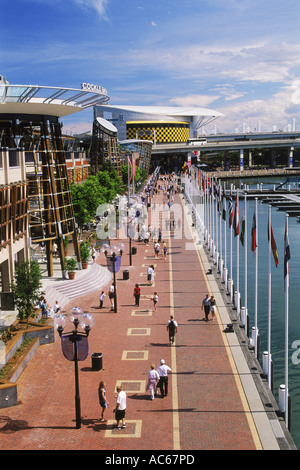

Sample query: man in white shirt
[113,386,127,429]
[157,359,172,398]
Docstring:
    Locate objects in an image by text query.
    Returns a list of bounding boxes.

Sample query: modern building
[0,149,28,310]
[94,104,224,171]
[94,104,224,142]
[119,139,153,175]
[0,75,109,293]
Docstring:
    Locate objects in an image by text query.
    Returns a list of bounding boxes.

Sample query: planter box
[0,383,17,408]
[0,315,55,409]
[0,337,39,408]
[0,319,54,371]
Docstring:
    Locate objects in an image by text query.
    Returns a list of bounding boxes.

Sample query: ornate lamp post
[53,308,95,429]
[101,243,124,313]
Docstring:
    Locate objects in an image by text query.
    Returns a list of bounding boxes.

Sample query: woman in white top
[147,265,154,285]
[146,364,160,400]
[108,284,114,310]
[146,292,159,311]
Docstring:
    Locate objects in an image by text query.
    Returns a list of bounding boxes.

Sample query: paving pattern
[0,188,271,450]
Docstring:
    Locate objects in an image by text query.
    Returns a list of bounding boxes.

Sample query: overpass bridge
[151,131,300,169]
[152,132,300,154]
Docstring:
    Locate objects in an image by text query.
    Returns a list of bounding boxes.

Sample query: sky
[1,0,300,135]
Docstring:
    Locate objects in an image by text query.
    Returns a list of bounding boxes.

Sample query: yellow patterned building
[126,121,190,144]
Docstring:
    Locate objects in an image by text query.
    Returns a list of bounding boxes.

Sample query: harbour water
[187,175,300,449]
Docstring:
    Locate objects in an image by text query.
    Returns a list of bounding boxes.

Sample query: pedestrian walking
[147,265,154,285]
[91,245,97,263]
[41,298,51,318]
[52,241,58,259]
[113,386,127,429]
[99,291,106,309]
[154,241,160,259]
[146,292,159,311]
[98,381,109,421]
[157,359,172,398]
[133,283,141,307]
[201,294,211,322]
[210,295,217,321]
[108,284,114,310]
[53,300,61,314]
[167,315,178,345]
[162,241,167,260]
[146,364,160,400]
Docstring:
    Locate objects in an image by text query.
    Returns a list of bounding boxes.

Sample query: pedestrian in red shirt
[133,284,141,307]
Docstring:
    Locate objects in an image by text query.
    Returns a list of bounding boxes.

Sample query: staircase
[44,262,112,313]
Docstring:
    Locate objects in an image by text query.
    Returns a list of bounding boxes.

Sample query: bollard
[241,307,247,329]
[234,291,240,316]
[227,278,233,301]
[219,258,223,275]
[223,267,228,286]
[262,351,270,376]
[279,384,286,413]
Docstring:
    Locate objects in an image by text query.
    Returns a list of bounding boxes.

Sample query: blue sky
[1,0,300,134]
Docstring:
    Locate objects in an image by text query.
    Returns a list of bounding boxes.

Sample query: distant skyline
[1,0,300,134]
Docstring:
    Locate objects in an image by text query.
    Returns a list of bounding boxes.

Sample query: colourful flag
[240,210,245,245]
[132,155,136,178]
[222,195,227,221]
[127,156,132,182]
[251,210,257,252]
[284,220,290,280]
[228,190,233,228]
[233,197,239,237]
[268,219,279,267]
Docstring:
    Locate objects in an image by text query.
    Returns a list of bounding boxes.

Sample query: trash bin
[91,353,103,371]
[123,270,129,280]
[132,246,137,255]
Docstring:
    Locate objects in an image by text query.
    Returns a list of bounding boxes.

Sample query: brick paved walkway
[0,188,267,450]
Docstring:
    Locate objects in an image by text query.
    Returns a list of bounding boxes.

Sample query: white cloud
[216,82,300,132]
[74,0,108,17]
[151,21,157,27]
[169,94,220,107]
[124,41,300,84]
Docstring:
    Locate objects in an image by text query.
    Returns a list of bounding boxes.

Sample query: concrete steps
[44,262,112,312]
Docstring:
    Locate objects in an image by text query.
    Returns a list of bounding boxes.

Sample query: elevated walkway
[0,185,296,450]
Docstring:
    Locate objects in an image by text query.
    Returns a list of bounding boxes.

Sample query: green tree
[70,167,125,226]
[10,261,44,328]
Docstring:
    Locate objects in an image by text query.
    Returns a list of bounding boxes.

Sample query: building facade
[94,104,224,142]
[0,76,109,296]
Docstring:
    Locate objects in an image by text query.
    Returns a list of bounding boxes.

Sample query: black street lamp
[101,243,124,313]
[54,308,95,429]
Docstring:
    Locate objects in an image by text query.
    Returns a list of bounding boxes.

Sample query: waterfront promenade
[0,189,295,451]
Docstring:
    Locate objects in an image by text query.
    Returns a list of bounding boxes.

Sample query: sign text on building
[81,83,107,95]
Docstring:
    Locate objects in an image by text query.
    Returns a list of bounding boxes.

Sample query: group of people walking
[96,172,221,428]
[201,294,217,322]
[98,355,173,430]
[146,359,172,400]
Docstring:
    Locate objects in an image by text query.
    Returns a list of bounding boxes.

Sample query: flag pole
[230,185,233,300]
[284,214,290,429]
[219,181,222,271]
[267,205,272,389]
[236,188,240,316]
[255,197,259,358]
[212,176,215,257]
[224,183,227,273]
[244,193,248,313]
[215,179,219,265]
